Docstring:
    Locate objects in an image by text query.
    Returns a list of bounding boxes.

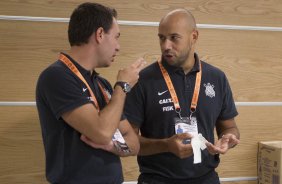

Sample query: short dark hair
[68,2,117,46]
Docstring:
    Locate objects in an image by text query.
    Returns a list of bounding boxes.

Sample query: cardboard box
[258,141,282,184]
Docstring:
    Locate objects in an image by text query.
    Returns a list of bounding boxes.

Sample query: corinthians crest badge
[204,83,215,98]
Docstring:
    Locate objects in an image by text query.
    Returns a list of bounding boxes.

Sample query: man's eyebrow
[170,33,181,36]
[158,33,181,37]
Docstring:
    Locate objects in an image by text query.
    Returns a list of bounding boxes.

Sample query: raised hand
[116,57,146,87]
[206,133,240,155]
[167,133,193,159]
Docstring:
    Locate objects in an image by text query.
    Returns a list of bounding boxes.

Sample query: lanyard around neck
[59,53,109,111]
[157,60,202,117]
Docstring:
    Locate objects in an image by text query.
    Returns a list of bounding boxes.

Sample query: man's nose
[162,39,172,51]
[116,42,120,52]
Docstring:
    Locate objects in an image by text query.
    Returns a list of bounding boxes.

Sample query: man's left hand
[205,133,239,155]
[80,135,115,152]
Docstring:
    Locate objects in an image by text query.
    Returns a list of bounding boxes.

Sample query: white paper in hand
[191,133,207,164]
[112,129,131,154]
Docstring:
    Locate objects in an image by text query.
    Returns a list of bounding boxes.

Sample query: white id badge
[112,129,131,153]
[174,117,198,144]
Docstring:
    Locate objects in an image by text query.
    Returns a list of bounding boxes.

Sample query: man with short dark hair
[36,2,145,184]
[125,9,240,184]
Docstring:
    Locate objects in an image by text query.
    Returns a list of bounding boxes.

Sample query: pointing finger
[132,58,147,69]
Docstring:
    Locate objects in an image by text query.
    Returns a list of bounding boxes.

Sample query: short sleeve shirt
[36,53,123,184]
[125,53,238,179]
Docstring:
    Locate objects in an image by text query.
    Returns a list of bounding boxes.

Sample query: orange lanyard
[158,60,202,118]
[59,53,109,111]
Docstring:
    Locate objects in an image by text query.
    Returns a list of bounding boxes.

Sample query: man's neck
[67,46,97,72]
[181,54,195,74]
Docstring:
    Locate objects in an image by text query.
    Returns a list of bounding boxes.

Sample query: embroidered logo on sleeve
[204,83,215,98]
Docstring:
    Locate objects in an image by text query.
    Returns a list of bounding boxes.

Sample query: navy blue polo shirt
[125,53,238,179]
[36,53,123,184]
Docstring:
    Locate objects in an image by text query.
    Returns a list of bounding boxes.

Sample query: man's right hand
[116,57,146,88]
[167,133,193,159]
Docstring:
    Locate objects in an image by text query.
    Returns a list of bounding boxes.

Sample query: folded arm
[62,86,126,145]
[62,58,146,145]
[81,119,140,156]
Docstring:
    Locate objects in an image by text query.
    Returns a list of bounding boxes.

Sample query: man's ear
[191,29,199,44]
[95,27,104,43]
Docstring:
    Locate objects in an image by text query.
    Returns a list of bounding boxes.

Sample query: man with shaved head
[125,9,240,184]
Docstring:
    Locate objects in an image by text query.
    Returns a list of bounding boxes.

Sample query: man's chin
[165,58,177,66]
[97,63,111,68]
[104,63,111,67]
[162,56,175,64]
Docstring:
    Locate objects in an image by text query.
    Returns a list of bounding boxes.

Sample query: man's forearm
[138,136,169,156]
[218,127,240,140]
[97,86,126,139]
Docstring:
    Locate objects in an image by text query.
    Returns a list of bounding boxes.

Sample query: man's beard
[162,49,191,68]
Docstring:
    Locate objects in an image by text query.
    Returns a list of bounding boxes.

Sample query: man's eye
[171,36,179,41]
[159,36,166,41]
